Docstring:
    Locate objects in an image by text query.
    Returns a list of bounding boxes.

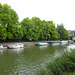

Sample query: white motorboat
[36,42,48,46]
[0,45,3,49]
[7,43,24,49]
[0,45,7,49]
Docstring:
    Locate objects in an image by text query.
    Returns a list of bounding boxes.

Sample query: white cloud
[0,0,75,30]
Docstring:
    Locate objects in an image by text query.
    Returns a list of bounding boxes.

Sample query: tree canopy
[0,3,21,41]
[57,24,69,39]
[0,3,69,41]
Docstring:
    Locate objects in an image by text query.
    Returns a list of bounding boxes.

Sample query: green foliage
[41,21,51,40]
[0,3,20,41]
[21,17,38,40]
[7,32,13,39]
[7,24,23,40]
[49,21,59,40]
[0,3,2,14]
[57,24,69,39]
[2,4,19,25]
[32,17,42,26]
[32,17,43,40]
[0,24,7,40]
[36,49,75,75]
[0,3,69,41]
[51,31,59,40]
[21,17,60,41]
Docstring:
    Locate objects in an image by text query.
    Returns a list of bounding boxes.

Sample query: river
[0,43,73,75]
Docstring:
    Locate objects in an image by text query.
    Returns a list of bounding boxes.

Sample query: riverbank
[0,41,49,47]
[35,48,75,75]
[0,40,72,47]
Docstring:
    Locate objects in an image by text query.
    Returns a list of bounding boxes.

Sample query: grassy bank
[35,49,75,75]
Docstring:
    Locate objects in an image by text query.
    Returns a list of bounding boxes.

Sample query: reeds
[35,49,75,75]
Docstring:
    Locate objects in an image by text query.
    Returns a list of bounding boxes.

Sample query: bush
[35,49,75,75]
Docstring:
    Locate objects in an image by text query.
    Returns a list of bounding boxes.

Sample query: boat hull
[7,46,22,49]
[7,43,24,49]
[36,43,48,46]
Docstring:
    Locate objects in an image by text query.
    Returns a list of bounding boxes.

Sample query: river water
[0,43,73,75]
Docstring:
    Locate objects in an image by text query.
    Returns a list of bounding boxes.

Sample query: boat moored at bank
[7,43,24,49]
[0,45,7,49]
[35,42,48,46]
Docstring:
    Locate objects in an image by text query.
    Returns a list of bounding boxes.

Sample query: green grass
[35,49,75,75]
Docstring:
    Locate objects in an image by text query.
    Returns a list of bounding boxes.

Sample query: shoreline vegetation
[35,48,75,75]
[0,3,69,42]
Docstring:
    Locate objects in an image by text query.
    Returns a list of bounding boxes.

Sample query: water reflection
[0,49,7,55]
[39,45,48,50]
[0,50,3,54]
[0,45,66,75]
[53,49,65,58]
[66,44,75,51]
[52,43,60,46]
[8,48,24,54]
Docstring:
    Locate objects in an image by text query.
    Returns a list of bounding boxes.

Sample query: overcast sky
[0,0,75,30]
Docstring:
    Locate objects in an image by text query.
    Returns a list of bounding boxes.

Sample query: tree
[46,21,59,40]
[2,4,19,26]
[0,3,2,14]
[32,17,42,26]
[32,17,43,40]
[0,23,7,40]
[7,24,23,40]
[0,3,19,41]
[21,18,36,40]
[39,20,47,40]
[57,24,69,39]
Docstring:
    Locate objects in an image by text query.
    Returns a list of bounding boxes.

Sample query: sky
[0,0,75,30]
